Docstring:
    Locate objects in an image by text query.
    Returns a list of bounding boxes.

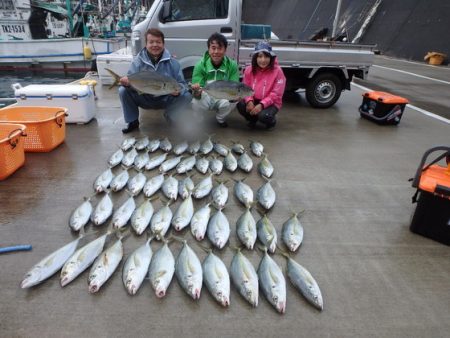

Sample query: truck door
[156,0,238,70]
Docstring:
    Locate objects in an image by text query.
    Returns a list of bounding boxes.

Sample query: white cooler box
[97,48,133,86]
[13,84,96,124]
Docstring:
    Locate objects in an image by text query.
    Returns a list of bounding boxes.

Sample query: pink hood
[243,59,286,110]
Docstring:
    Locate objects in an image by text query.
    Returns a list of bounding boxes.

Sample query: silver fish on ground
[162,174,178,200]
[21,233,84,288]
[281,212,304,252]
[131,198,155,235]
[195,157,209,174]
[250,140,264,157]
[203,80,253,101]
[110,168,130,192]
[209,156,223,175]
[282,253,323,310]
[120,136,136,151]
[147,138,161,152]
[143,173,165,197]
[256,180,276,210]
[112,196,136,229]
[175,240,203,300]
[258,249,286,314]
[88,237,124,293]
[122,238,153,295]
[171,193,194,231]
[160,155,183,173]
[258,154,274,178]
[213,142,230,157]
[128,172,147,196]
[224,150,238,172]
[234,179,254,208]
[93,168,114,193]
[160,137,173,152]
[193,173,213,199]
[178,174,195,199]
[212,180,228,209]
[207,208,230,249]
[236,206,257,250]
[60,231,110,287]
[237,152,253,173]
[150,201,173,240]
[190,202,211,241]
[91,192,114,226]
[106,68,181,96]
[257,214,277,254]
[202,250,230,307]
[134,152,150,171]
[134,136,150,151]
[108,148,124,167]
[145,152,167,170]
[230,248,258,307]
[231,141,245,154]
[176,155,196,174]
[69,198,93,231]
[173,141,189,155]
[148,240,175,298]
[200,136,214,155]
[122,148,138,167]
[188,140,200,154]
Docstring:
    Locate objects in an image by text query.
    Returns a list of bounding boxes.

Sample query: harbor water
[0,71,84,107]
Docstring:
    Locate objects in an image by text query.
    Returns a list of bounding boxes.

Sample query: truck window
[161,0,229,22]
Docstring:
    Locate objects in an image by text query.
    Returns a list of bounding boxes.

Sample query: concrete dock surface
[1,57,449,337]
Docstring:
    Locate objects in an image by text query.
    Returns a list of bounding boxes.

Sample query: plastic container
[359,91,409,125]
[0,123,27,180]
[97,49,133,85]
[0,106,67,152]
[410,146,450,245]
[13,84,96,124]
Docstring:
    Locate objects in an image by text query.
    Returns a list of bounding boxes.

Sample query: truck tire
[305,73,342,108]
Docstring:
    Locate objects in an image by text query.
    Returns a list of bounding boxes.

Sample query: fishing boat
[0,0,129,72]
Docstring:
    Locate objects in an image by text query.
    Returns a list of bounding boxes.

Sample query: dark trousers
[237,100,278,127]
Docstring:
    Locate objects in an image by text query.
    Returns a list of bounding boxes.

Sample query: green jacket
[192,51,239,87]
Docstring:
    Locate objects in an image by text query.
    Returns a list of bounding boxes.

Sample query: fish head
[88,281,100,293]
[274,297,286,314]
[125,278,138,295]
[243,281,258,307]
[215,290,230,307]
[60,269,73,287]
[155,283,166,298]
[21,269,40,289]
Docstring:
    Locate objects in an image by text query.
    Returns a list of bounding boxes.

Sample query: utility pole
[332,0,342,38]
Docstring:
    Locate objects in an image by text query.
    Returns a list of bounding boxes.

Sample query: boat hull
[0,37,128,72]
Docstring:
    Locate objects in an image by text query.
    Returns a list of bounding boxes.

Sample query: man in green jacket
[191,32,239,128]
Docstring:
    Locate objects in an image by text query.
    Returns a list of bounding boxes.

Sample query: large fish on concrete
[106,68,182,96]
[203,80,253,101]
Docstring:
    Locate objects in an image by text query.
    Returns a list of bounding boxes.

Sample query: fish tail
[105,68,121,89]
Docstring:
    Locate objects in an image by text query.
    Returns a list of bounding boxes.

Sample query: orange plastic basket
[0,123,27,180]
[0,106,67,152]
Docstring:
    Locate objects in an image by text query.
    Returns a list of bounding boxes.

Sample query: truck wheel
[305,73,342,108]
[183,67,193,83]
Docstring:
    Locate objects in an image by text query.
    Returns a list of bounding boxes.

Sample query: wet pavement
[1,57,449,337]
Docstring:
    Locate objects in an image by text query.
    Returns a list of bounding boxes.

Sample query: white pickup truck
[97,0,375,108]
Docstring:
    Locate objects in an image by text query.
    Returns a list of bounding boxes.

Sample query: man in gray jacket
[119,28,191,133]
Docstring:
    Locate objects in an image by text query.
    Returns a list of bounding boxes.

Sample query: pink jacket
[243,61,286,110]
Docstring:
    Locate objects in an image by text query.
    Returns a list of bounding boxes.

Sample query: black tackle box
[359,91,409,125]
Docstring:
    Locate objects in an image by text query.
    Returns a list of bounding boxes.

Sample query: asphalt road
[354,55,450,120]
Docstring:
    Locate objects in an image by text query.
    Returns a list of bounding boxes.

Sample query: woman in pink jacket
[237,41,286,129]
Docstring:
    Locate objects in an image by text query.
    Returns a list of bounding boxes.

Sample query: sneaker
[217,121,228,128]
[122,120,139,134]
[265,122,276,131]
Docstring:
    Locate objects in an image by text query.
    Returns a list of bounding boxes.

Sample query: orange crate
[0,106,67,152]
[0,123,27,180]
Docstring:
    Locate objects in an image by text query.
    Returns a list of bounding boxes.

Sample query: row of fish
[21,232,323,313]
[71,189,302,253]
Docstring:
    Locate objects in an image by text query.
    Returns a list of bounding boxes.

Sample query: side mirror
[160,0,172,23]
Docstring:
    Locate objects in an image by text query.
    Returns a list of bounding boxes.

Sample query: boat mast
[65,0,73,35]
[332,0,342,38]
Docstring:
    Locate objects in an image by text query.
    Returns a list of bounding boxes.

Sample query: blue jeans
[119,86,192,124]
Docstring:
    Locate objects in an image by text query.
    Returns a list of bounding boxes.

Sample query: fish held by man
[203,80,253,101]
[105,68,182,96]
